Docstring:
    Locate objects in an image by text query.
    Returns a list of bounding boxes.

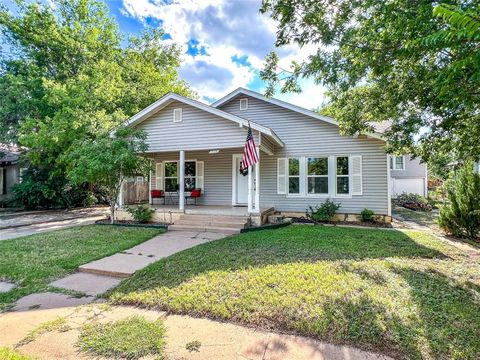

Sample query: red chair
[151,190,165,205]
[185,188,201,205]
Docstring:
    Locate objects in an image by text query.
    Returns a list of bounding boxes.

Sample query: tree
[260,1,480,163]
[65,127,151,224]
[438,162,480,239]
[0,0,191,208]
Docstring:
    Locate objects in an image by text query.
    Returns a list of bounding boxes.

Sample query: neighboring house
[0,144,22,205]
[389,155,428,197]
[122,87,392,223]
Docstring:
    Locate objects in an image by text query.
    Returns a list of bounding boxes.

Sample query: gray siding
[150,148,243,206]
[0,165,20,202]
[390,155,427,179]
[220,95,390,214]
[135,101,257,152]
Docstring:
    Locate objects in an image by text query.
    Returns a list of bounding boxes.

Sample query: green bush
[307,199,341,222]
[126,204,155,223]
[439,163,480,239]
[360,208,375,222]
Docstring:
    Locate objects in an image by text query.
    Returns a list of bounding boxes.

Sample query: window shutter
[351,155,362,195]
[155,162,163,190]
[196,161,204,190]
[173,108,182,122]
[277,158,287,194]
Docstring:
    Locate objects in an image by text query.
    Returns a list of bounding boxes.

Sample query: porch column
[179,150,185,211]
[254,146,260,213]
[247,163,253,213]
[148,169,152,205]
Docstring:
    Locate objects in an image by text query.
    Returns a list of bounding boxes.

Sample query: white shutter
[196,161,204,190]
[155,162,163,190]
[351,155,363,195]
[277,158,287,194]
[173,108,182,122]
[0,168,4,195]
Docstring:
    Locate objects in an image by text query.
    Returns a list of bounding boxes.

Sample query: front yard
[110,225,480,360]
[0,225,164,310]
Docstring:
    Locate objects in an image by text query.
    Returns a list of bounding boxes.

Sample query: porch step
[168,224,241,234]
[169,214,249,234]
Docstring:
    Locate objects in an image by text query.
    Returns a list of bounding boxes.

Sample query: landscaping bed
[95,219,169,228]
[0,225,164,310]
[110,225,480,359]
[290,216,392,228]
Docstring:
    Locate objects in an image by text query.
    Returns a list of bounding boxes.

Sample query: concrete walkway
[0,304,393,360]
[11,230,227,311]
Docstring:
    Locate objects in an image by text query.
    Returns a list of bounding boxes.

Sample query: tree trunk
[110,200,116,224]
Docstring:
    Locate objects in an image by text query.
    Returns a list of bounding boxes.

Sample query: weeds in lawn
[77,316,166,360]
[17,317,70,347]
[0,347,36,360]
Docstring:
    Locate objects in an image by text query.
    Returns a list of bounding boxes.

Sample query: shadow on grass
[111,226,447,292]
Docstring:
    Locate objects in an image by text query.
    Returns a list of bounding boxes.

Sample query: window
[240,98,248,110]
[173,108,182,122]
[164,161,198,192]
[184,161,196,191]
[336,156,349,195]
[307,157,328,194]
[288,158,300,194]
[390,155,405,170]
[164,161,178,192]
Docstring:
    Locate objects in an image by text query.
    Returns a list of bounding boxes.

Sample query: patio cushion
[151,190,164,198]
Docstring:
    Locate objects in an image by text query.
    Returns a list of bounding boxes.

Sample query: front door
[233,154,254,205]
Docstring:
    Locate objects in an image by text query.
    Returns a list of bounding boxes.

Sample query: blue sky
[107,0,327,108]
[4,0,327,109]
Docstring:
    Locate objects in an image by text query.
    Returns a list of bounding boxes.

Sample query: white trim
[212,87,385,141]
[254,146,260,213]
[179,150,185,210]
[173,108,182,123]
[121,92,284,147]
[247,160,253,213]
[231,155,238,205]
[387,155,392,216]
[240,98,248,110]
[335,155,351,197]
[149,168,152,204]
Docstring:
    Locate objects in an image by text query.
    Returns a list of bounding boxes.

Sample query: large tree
[260,1,480,163]
[0,0,191,207]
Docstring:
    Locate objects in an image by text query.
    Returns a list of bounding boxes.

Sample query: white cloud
[121,0,327,107]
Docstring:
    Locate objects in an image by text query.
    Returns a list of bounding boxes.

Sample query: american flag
[241,122,258,171]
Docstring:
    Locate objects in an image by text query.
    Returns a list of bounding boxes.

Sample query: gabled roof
[124,92,284,147]
[212,87,385,141]
[0,143,21,165]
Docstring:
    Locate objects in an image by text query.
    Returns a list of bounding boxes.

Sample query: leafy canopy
[260,1,480,163]
[65,127,151,222]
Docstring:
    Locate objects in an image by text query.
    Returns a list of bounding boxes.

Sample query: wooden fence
[122,181,149,205]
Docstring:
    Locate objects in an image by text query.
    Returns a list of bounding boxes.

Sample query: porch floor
[149,204,273,217]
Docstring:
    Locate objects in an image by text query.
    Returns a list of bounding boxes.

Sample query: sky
[105,0,328,109]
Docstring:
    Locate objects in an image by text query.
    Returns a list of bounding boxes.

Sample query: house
[389,155,428,197]
[119,87,392,228]
[0,144,22,205]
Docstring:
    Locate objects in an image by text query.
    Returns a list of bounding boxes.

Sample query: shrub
[360,208,375,222]
[438,163,480,239]
[394,192,432,212]
[126,204,155,223]
[307,199,341,222]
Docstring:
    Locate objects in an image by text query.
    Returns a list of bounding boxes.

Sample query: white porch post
[254,146,260,213]
[247,164,253,213]
[148,167,152,205]
[179,150,185,211]
[117,180,124,207]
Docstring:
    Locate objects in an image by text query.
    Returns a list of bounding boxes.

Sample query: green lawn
[110,225,480,360]
[0,225,163,309]
[392,205,439,227]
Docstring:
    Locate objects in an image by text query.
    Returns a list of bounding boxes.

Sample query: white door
[233,155,255,205]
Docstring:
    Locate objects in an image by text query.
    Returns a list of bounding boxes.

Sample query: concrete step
[176,219,247,228]
[178,214,248,223]
[168,224,241,234]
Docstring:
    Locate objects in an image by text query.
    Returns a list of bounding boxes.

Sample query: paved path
[0,207,108,229]
[0,216,104,241]
[11,230,226,311]
[0,304,393,360]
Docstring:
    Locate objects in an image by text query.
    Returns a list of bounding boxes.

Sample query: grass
[110,225,480,360]
[0,347,36,360]
[0,225,164,309]
[77,316,166,360]
[17,317,70,347]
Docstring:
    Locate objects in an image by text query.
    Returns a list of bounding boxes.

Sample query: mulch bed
[291,217,392,228]
[95,220,169,228]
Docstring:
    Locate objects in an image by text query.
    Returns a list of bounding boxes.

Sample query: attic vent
[239,98,248,110]
[173,108,182,122]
